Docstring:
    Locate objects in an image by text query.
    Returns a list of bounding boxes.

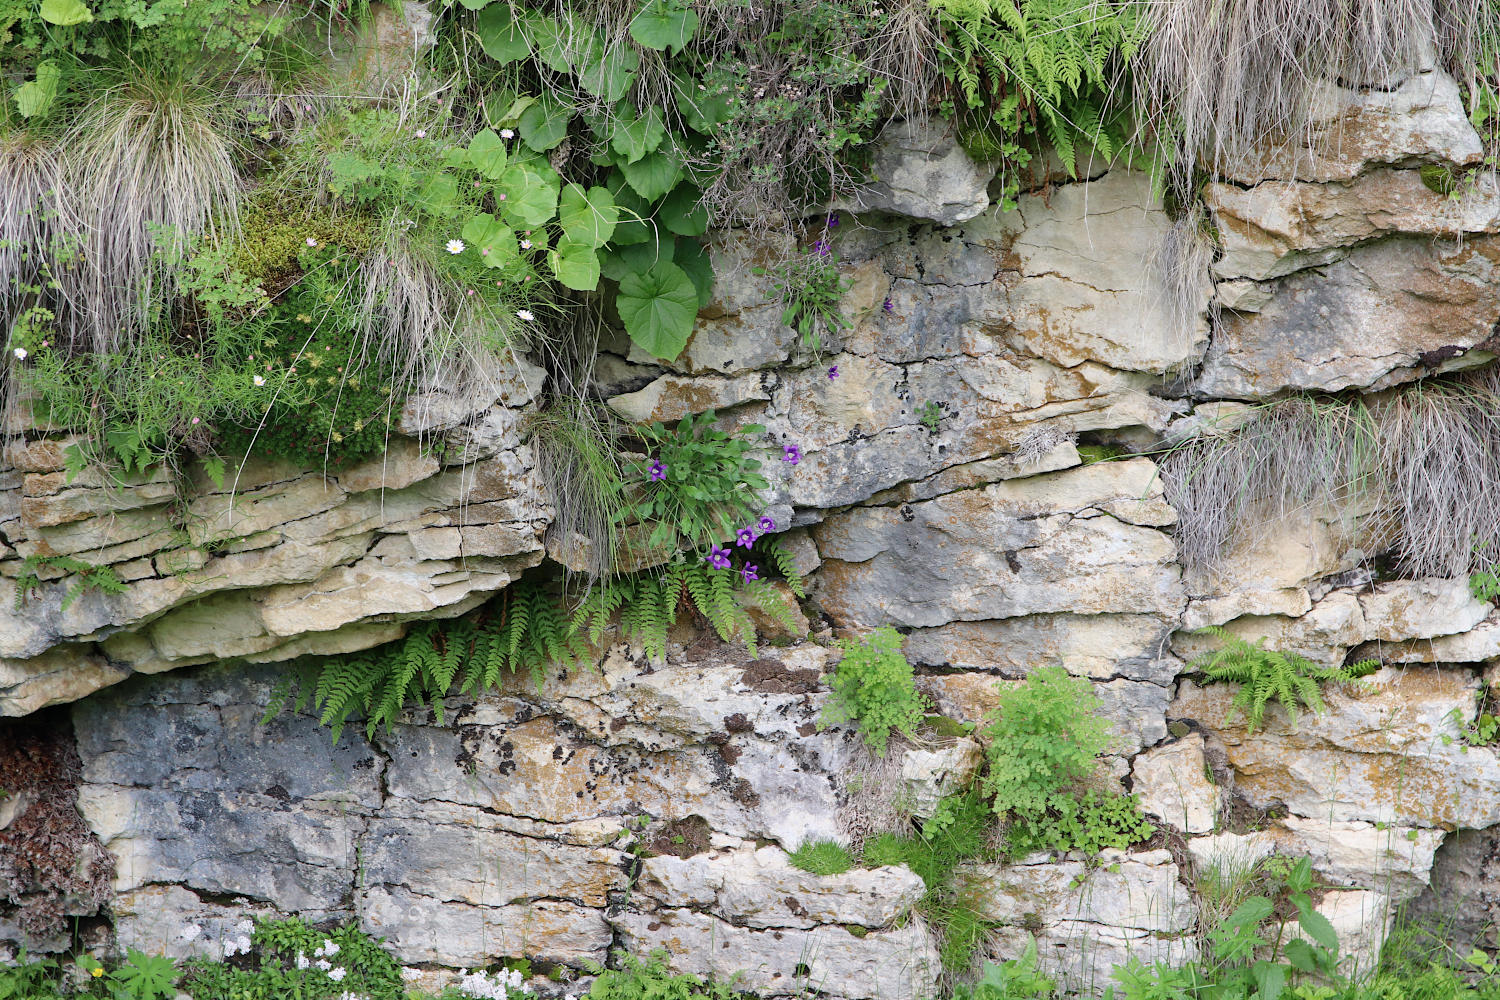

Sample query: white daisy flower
[516,309,534,322]
[305,237,317,247]
[520,239,532,250]
[500,128,514,139]
[12,347,26,360]
[253,374,265,386]
[446,239,466,255]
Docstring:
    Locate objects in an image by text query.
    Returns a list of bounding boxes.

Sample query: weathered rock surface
[846,119,995,226]
[1130,734,1219,834]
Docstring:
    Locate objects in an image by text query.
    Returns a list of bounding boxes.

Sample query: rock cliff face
[7,51,1500,1000]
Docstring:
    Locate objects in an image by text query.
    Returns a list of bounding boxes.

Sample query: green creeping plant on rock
[819,625,930,756]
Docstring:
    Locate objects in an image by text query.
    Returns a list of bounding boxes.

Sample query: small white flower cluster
[221,934,252,957]
[455,966,533,1000]
[400,967,424,982]
[337,992,372,1000]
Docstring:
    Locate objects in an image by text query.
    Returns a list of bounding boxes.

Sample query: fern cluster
[267,581,586,742]
[14,554,128,611]
[271,540,810,741]
[1190,627,1380,733]
[931,0,1146,207]
[574,544,806,660]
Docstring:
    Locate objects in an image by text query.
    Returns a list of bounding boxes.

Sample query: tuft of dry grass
[1163,366,1500,580]
[57,74,242,355]
[1133,0,1500,192]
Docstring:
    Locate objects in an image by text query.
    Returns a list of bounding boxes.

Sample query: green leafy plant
[952,942,1056,1000]
[93,950,178,1000]
[626,409,769,553]
[1004,789,1156,857]
[765,242,849,351]
[14,554,127,611]
[267,579,588,741]
[931,0,1146,210]
[982,666,1110,819]
[0,951,62,1000]
[1472,569,1500,603]
[180,915,408,1000]
[1190,628,1380,733]
[863,788,997,973]
[585,950,741,1000]
[788,839,855,876]
[917,401,943,433]
[820,626,931,756]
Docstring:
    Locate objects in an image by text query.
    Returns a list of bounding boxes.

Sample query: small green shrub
[180,916,408,1000]
[930,0,1147,209]
[1190,627,1379,733]
[863,789,997,973]
[765,240,849,351]
[0,951,63,1000]
[952,942,1056,1000]
[626,409,769,554]
[14,554,127,611]
[267,579,588,741]
[788,839,855,876]
[981,666,1110,819]
[1003,789,1156,858]
[586,950,741,1000]
[820,626,931,757]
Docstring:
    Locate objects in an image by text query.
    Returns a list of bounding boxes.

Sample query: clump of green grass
[788,839,856,876]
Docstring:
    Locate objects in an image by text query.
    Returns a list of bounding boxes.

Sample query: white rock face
[636,848,925,929]
[971,850,1199,991]
[846,118,995,226]
[897,739,984,819]
[1131,735,1220,834]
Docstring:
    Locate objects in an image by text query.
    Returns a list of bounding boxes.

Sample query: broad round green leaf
[549,239,602,291]
[609,104,666,165]
[519,95,572,152]
[414,174,461,219]
[674,237,714,308]
[558,184,618,248]
[14,61,62,119]
[576,39,639,102]
[477,4,531,63]
[600,236,673,282]
[617,261,699,360]
[629,0,698,53]
[460,214,521,272]
[620,147,682,201]
[659,182,708,236]
[605,172,654,246]
[498,158,561,229]
[672,71,732,133]
[467,128,509,179]
[531,14,576,72]
[39,0,92,25]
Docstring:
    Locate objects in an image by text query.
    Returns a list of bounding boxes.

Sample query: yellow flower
[331,431,344,442]
[297,313,312,323]
[307,354,322,368]
[91,968,103,978]
[353,420,364,432]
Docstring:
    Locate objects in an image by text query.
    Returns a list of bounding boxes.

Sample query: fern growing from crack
[1190,626,1379,733]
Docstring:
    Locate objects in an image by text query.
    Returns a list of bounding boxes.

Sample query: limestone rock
[1193,235,1500,398]
[974,849,1199,991]
[897,739,984,819]
[1209,169,1500,281]
[1131,735,1220,834]
[636,847,924,929]
[1001,171,1211,374]
[1221,68,1483,184]
[1171,668,1500,829]
[613,908,939,1000]
[813,461,1185,630]
[363,887,612,967]
[846,119,994,226]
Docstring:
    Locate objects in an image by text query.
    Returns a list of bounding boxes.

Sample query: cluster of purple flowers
[707,514,779,582]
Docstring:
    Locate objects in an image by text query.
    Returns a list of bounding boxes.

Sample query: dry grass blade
[0,131,64,327]
[1133,0,1498,192]
[1164,365,1500,579]
[58,75,241,355]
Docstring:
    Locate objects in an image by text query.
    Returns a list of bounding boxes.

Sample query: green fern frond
[1192,627,1379,733]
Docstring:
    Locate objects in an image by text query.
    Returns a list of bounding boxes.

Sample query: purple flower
[882,297,893,313]
[782,443,801,465]
[707,545,731,570]
[649,460,667,482]
[741,563,759,583]
[758,515,776,533]
[736,526,756,548]
[812,239,830,256]
[826,213,840,228]
[828,365,839,380]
